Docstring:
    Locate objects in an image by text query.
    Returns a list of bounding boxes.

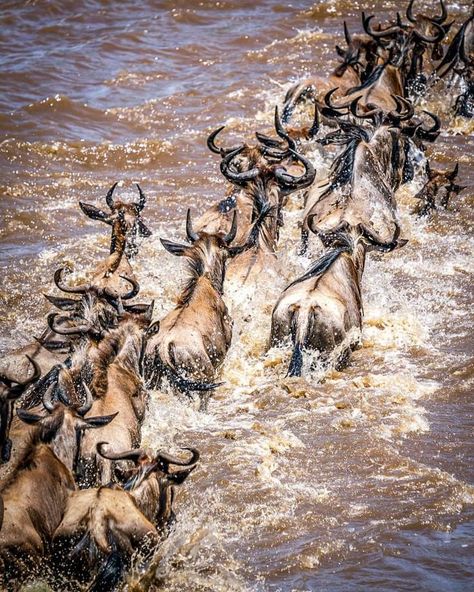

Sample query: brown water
[1,1,473,590]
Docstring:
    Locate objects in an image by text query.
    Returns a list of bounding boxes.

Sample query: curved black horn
[350,96,382,119]
[406,0,416,23]
[42,384,56,413]
[54,268,90,294]
[323,87,351,113]
[223,211,238,245]
[105,182,118,211]
[362,12,402,38]
[77,382,93,417]
[432,0,447,24]
[388,95,415,121]
[186,209,199,243]
[156,447,200,468]
[135,184,146,212]
[20,355,41,387]
[4,355,41,399]
[207,126,242,156]
[220,147,260,186]
[255,132,284,149]
[47,312,92,336]
[274,106,297,151]
[96,441,147,463]
[103,275,140,300]
[343,21,351,45]
[274,149,316,192]
[420,110,441,133]
[413,20,445,43]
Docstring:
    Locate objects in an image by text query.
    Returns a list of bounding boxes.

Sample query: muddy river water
[0,0,473,590]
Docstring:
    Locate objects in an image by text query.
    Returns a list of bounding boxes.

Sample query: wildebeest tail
[287,341,304,377]
[287,309,307,377]
[145,350,221,393]
[163,364,222,393]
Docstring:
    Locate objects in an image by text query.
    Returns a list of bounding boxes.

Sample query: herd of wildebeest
[0,1,471,590]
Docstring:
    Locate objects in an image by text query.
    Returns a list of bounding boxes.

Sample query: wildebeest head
[17,382,117,473]
[208,108,316,194]
[413,162,466,215]
[160,204,273,297]
[79,183,152,260]
[97,443,199,528]
[0,356,40,463]
[361,7,448,95]
[52,266,140,303]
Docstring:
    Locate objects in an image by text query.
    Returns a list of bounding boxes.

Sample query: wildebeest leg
[335,347,352,371]
[198,390,211,412]
[0,402,13,463]
[287,310,305,377]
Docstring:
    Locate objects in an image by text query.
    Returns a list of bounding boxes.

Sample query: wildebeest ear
[17,409,43,424]
[43,293,79,311]
[123,303,149,314]
[80,412,118,429]
[146,320,160,338]
[145,300,155,323]
[138,219,152,237]
[160,238,188,256]
[79,202,112,224]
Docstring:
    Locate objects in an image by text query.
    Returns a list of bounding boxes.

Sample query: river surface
[0,1,473,591]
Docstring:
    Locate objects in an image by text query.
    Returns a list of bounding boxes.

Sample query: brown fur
[79,315,149,486]
[270,238,366,375]
[145,234,234,385]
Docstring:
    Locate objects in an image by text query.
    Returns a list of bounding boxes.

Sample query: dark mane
[247,176,277,249]
[248,176,271,218]
[91,324,134,396]
[321,139,364,199]
[344,63,385,95]
[286,239,352,290]
[178,255,206,307]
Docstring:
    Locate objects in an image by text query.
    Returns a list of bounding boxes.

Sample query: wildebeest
[53,445,199,592]
[52,301,155,486]
[49,182,147,309]
[361,6,448,99]
[412,162,465,215]
[0,356,40,463]
[300,119,410,255]
[202,108,315,244]
[0,386,116,584]
[213,112,316,286]
[0,184,148,385]
[143,204,272,400]
[281,21,377,123]
[270,231,366,376]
